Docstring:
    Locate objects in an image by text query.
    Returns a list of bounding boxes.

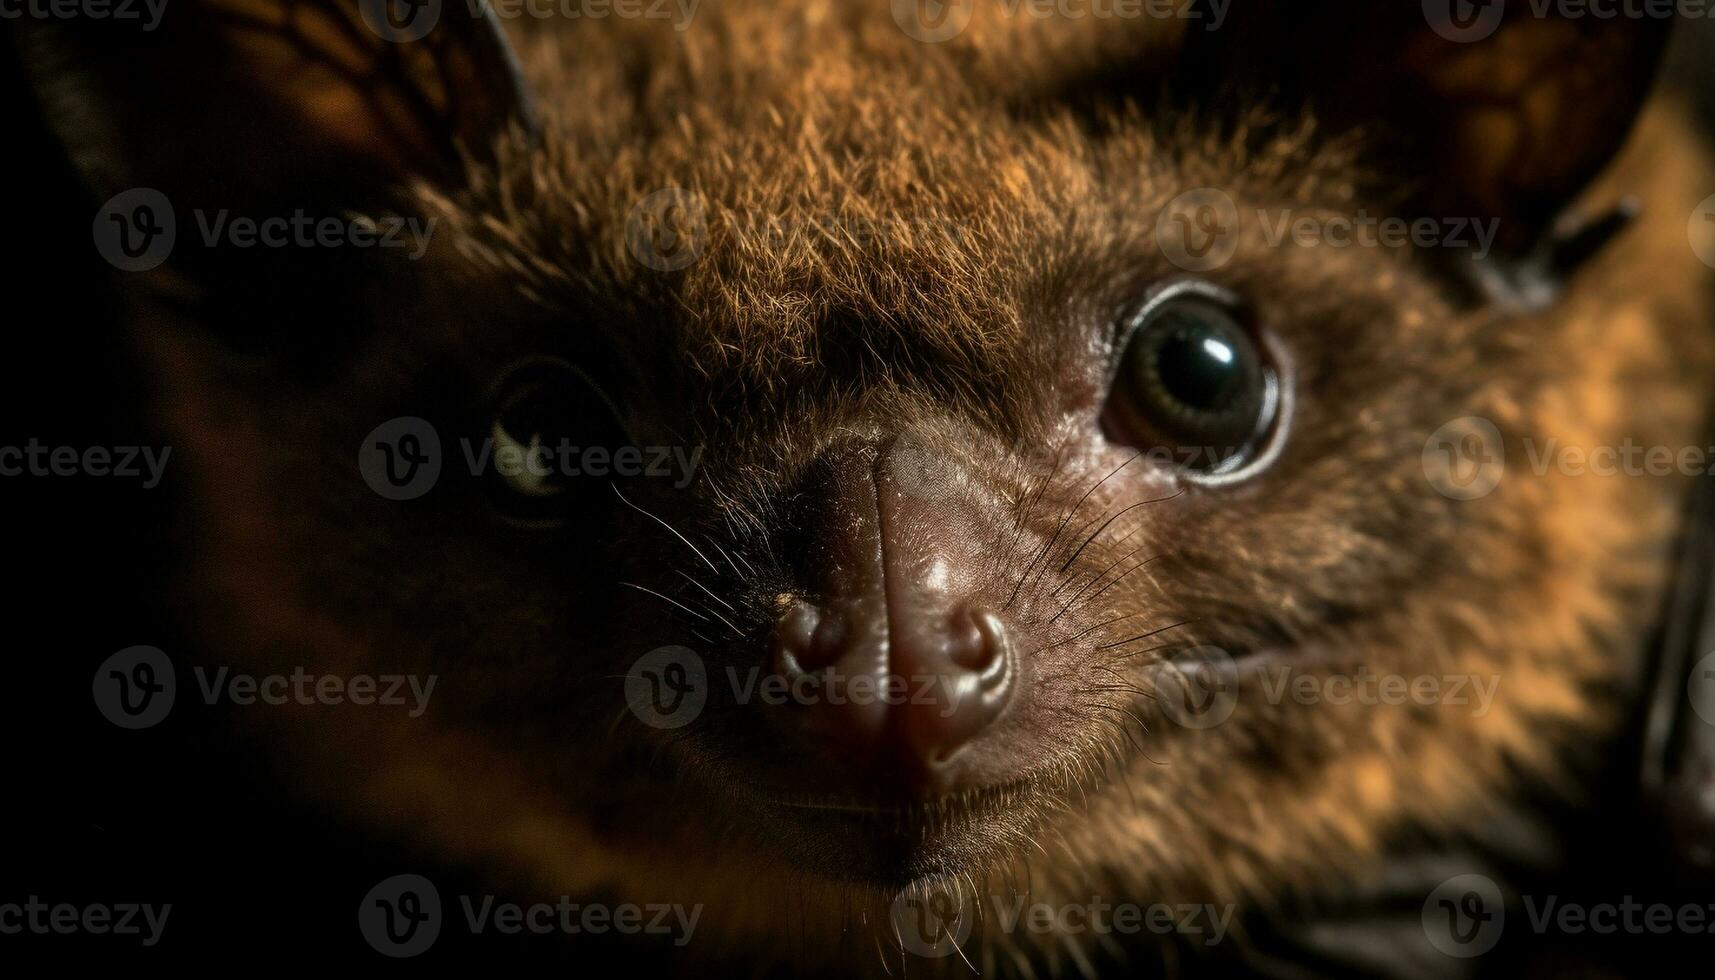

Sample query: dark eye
[1102,286,1286,478]
[485,356,628,524]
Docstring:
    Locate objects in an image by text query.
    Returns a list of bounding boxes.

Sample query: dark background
[2,14,1713,975]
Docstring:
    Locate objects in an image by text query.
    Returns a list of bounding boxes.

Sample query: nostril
[768,593,1019,783]
[771,600,821,678]
[944,607,986,672]
[894,604,1018,771]
[809,608,850,671]
[945,606,1012,680]
[969,609,1014,690]
[772,598,862,676]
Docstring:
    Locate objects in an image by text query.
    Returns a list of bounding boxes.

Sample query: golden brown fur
[23,0,1715,973]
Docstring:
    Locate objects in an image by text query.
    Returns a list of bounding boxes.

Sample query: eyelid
[1113,279,1249,366]
[1103,279,1293,487]
[487,354,635,444]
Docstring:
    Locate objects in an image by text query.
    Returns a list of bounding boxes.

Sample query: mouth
[721,765,1088,887]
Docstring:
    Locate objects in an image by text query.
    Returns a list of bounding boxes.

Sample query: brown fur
[26,1,1715,973]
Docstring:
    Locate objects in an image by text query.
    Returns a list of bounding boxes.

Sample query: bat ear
[15,0,538,206]
[1178,1,1671,306]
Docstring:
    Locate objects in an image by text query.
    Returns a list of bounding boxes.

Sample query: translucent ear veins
[16,0,538,198]
[1177,2,1669,269]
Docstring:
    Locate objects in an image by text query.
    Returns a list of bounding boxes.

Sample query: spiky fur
[63,1,1715,973]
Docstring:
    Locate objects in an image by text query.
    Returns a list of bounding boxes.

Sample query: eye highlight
[1102,283,1287,480]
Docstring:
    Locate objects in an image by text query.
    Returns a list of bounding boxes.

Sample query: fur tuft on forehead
[419,9,1366,421]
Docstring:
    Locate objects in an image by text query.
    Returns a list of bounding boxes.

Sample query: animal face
[19,0,1715,970]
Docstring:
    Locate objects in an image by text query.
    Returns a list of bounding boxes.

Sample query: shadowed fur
[16,0,1715,973]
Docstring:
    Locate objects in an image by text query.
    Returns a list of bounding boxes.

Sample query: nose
[770,436,1018,784]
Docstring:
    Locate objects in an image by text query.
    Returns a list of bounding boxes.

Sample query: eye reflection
[1101,285,1286,479]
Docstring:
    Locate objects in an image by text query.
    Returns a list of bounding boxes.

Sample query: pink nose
[769,436,1018,785]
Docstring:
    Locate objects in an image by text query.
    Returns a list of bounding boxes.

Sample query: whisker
[1010,443,1066,535]
[1076,550,1170,613]
[1095,620,1191,651]
[1049,552,1161,624]
[1105,641,1182,664]
[705,537,744,579]
[1058,488,1182,574]
[1022,612,1146,658]
[618,581,710,623]
[612,483,721,576]
[676,568,737,613]
[730,547,759,578]
[1011,452,1143,605]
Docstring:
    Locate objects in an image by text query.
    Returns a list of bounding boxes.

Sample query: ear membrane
[1178,2,1670,305]
[15,0,538,202]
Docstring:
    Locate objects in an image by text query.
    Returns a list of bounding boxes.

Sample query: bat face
[18,0,1715,970]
